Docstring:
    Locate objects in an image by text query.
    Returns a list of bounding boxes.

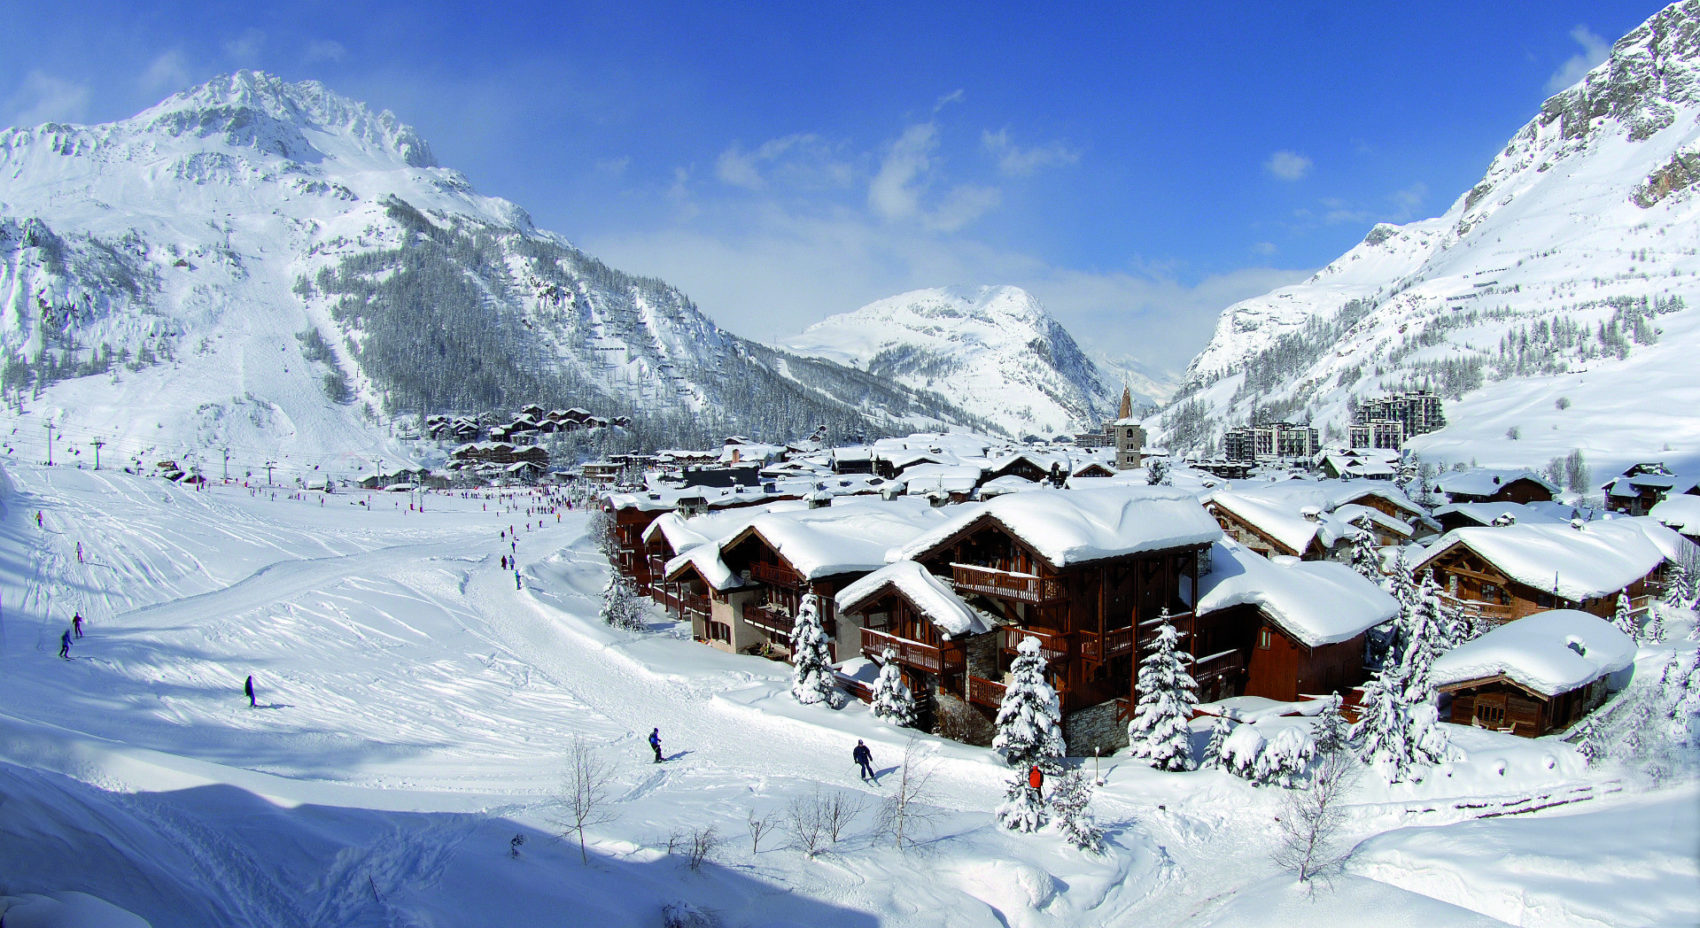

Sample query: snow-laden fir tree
[1348,518,1380,581]
[1642,606,1666,644]
[1145,457,1171,487]
[1049,768,1105,854]
[788,594,836,705]
[1201,716,1232,770]
[1352,660,1418,783]
[1612,592,1639,640]
[600,574,644,630]
[1255,725,1316,789]
[993,635,1066,772]
[1401,572,1447,706]
[1311,694,1349,758]
[870,647,918,728]
[1126,609,1198,771]
[993,635,1065,833]
[1663,649,1700,746]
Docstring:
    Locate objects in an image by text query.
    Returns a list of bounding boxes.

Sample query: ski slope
[0,461,1693,927]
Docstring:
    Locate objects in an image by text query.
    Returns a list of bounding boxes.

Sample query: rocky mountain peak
[1540,0,1700,143]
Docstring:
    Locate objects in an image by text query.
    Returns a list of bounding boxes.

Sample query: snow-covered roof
[1413,518,1682,602]
[978,474,1040,498]
[1433,468,1557,499]
[898,464,983,495]
[1650,494,1700,534]
[1193,541,1397,647]
[1206,491,1323,555]
[1431,501,1570,527]
[1430,609,1636,696]
[728,497,949,581]
[836,561,994,637]
[664,544,741,591]
[894,485,1222,569]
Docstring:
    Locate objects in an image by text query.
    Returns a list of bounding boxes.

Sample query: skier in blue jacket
[649,728,663,763]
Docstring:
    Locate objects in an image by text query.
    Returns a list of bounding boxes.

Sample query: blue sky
[0,1,1664,376]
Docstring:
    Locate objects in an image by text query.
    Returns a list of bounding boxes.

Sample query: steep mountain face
[1165,0,1700,471]
[0,71,983,470]
[779,285,1119,437]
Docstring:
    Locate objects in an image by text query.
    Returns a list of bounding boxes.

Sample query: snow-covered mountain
[1163,0,1700,473]
[780,285,1119,437]
[0,72,988,474]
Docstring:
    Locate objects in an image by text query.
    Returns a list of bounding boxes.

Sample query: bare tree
[820,791,864,845]
[1271,749,1358,884]
[687,826,718,872]
[877,737,942,850]
[555,736,616,864]
[747,809,779,855]
[787,793,828,857]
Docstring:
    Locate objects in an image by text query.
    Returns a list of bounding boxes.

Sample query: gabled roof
[1650,494,1700,534]
[1413,518,1687,601]
[893,486,1222,570]
[1431,609,1635,696]
[1432,468,1558,499]
[1431,501,1570,528]
[721,497,949,581]
[836,561,994,637]
[1193,541,1396,647]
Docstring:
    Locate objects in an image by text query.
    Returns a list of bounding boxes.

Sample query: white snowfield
[1431,609,1637,696]
[1194,541,1399,648]
[1412,517,1690,603]
[0,461,1693,927]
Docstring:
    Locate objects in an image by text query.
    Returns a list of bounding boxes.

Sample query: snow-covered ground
[0,461,1693,927]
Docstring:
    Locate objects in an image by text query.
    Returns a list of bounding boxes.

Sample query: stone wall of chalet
[1064,700,1129,756]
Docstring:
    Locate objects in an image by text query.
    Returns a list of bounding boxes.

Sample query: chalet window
[1481,583,1510,605]
[1257,628,1272,650]
[708,620,732,643]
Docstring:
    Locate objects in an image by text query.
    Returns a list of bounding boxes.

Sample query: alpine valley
[1162,0,1700,473]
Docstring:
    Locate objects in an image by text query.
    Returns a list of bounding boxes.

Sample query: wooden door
[1473,692,1508,729]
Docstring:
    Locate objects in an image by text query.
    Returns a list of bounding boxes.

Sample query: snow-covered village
[1,3,1699,926]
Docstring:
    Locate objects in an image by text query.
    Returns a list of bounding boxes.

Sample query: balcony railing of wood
[861,627,961,674]
[749,560,804,589]
[1439,593,1516,622]
[1004,626,1071,663]
[950,563,1066,604]
[967,675,1007,709]
[1079,625,1135,663]
[679,594,710,620]
[1191,648,1243,683]
[742,602,795,636]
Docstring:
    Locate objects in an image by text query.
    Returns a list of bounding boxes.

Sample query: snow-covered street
[0,463,1693,927]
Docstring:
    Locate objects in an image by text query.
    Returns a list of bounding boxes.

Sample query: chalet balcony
[1079,625,1135,664]
[741,602,795,637]
[748,561,803,589]
[1439,593,1516,623]
[679,593,710,622]
[950,563,1066,605]
[967,674,1007,709]
[1004,626,1071,664]
[862,627,963,674]
[1191,648,1244,684]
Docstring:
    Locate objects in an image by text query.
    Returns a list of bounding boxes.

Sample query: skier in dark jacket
[853,740,875,781]
[649,727,663,763]
[58,628,71,659]
[244,674,256,708]
[72,612,83,638]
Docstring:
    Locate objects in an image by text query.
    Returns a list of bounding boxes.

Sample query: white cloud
[1265,150,1313,181]
[933,89,965,112]
[714,134,849,191]
[869,121,1001,230]
[1546,25,1610,93]
[1251,241,1278,256]
[306,39,348,64]
[4,71,90,127]
[141,50,191,96]
[982,128,1080,177]
[224,28,266,64]
[595,156,631,176]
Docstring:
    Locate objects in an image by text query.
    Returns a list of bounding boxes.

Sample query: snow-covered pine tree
[1643,606,1666,644]
[1201,716,1232,770]
[1352,661,1417,783]
[1401,572,1447,705]
[1126,609,1199,772]
[993,635,1065,833]
[1348,518,1380,581]
[871,647,918,728]
[1145,457,1171,486]
[1662,558,1692,610]
[600,574,643,630]
[1049,768,1105,853]
[993,636,1066,772]
[1312,694,1349,758]
[1613,592,1639,640]
[1219,723,1266,782]
[1255,726,1316,789]
[788,594,836,705]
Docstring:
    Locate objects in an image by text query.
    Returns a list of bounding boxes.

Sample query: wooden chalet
[1432,469,1557,506]
[859,486,1223,755]
[1602,462,1700,516]
[1191,541,1395,705]
[1413,519,1680,626]
[1431,610,1635,737]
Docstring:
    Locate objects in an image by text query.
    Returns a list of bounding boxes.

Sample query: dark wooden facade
[717,529,850,659]
[1190,603,1367,704]
[1423,541,1655,626]
[1439,675,1609,737]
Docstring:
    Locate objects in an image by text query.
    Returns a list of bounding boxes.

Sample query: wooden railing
[741,602,794,636]
[1004,626,1071,663]
[679,593,710,621]
[967,675,1007,709]
[950,563,1066,604]
[1439,593,1516,623]
[862,627,961,674]
[1191,648,1244,684]
[1079,625,1135,663]
[749,561,803,589]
